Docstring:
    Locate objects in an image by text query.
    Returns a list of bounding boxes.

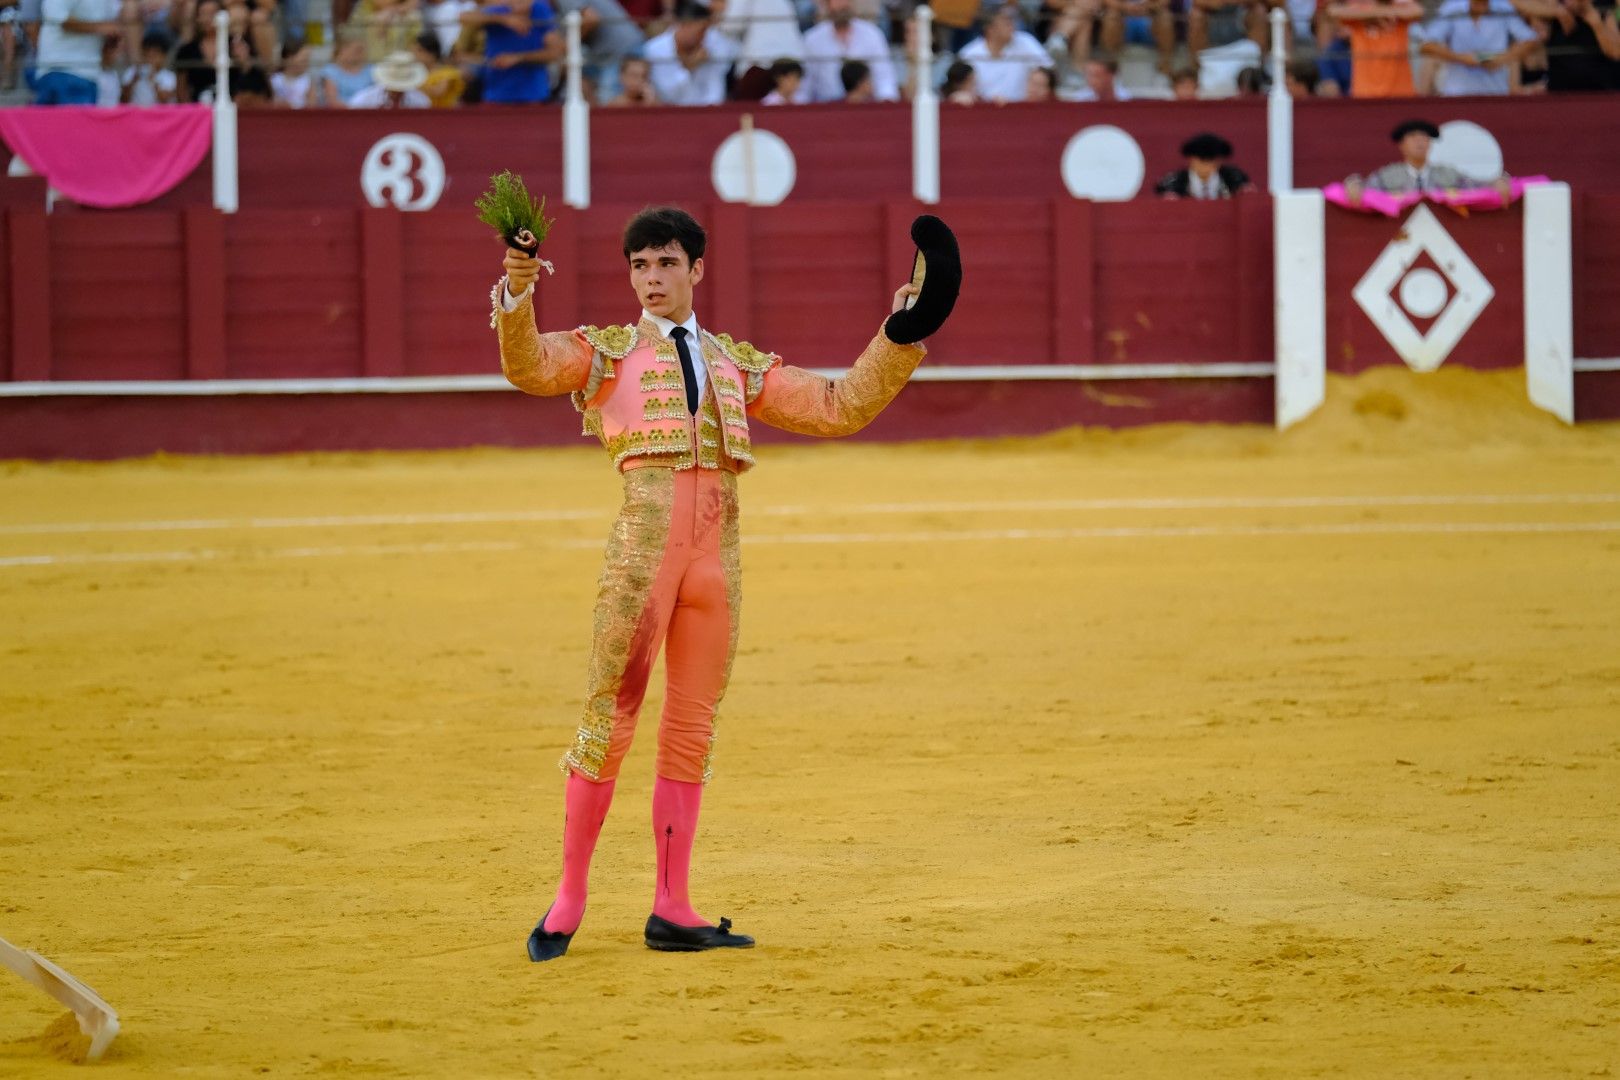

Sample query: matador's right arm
[490,280,595,397]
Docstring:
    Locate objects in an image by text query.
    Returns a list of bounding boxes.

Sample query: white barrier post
[210,9,238,213]
[911,6,939,204]
[562,9,590,209]
[1523,182,1574,423]
[1274,189,1325,429]
[1266,7,1292,195]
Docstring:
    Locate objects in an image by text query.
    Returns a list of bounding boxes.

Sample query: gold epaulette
[710,332,779,374]
[581,324,638,359]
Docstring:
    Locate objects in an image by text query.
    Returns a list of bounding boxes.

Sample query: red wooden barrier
[0,197,1275,383]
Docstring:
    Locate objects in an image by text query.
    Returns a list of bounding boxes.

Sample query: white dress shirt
[642,26,739,106]
[801,18,899,102]
[500,284,708,404]
[958,31,1049,102]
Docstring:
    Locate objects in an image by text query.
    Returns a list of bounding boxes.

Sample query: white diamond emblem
[1351,204,1495,373]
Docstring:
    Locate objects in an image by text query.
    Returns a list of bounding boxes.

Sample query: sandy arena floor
[2,368,1618,1078]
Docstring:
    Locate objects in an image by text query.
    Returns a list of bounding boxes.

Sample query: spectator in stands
[462,0,560,102]
[1188,0,1269,56]
[760,55,806,100]
[95,34,120,102]
[556,0,646,99]
[1327,0,1421,96]
[178,22,270,101]
[959,2,1048,101]
[349,0,423,61]
[718,0,803,98]
[802,0,896,100]
[1171,62,1200,96]
[1313,0,1354,92]
[1098,0,1176,74]
[411,28,463,101]
[839,55,872,97]
[1155,133,1255,199]
[1284,54,1318,93]
[643,0,737,104]
[1041,0,1099,87]
[271,39,316,104]
[1517,0,1620,90]
[941,56,977,101]
[35,0,121,102]
[1344,118,1514,202]
[1069,50,1130,97]
[895,5,952,100]
[603,53,656,101]
[348,45,432,101]
[1025,62,1055,98]
[1419,0,1538,93]
[423,0,475,54]
[232,0,279,71]
[1234,61,1267,91]
[320,28,374,102]
[124,28,178,101]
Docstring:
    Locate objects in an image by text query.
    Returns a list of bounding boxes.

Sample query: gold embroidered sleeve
[746,324,926,438]
[489,280,593,397]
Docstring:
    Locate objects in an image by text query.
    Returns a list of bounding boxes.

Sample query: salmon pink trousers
[560,466,741,787]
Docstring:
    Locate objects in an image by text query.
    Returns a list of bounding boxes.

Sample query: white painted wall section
[1274,190,1325,430]
[1523,182,1574,424]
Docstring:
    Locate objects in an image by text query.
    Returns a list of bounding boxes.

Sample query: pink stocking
[542,771,616,935]
[651,775,708,927]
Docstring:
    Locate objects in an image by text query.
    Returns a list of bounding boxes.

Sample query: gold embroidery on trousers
[562,468,676,778]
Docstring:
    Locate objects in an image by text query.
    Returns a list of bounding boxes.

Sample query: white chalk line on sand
[4,492,1620,537]
[4,520,1619,569]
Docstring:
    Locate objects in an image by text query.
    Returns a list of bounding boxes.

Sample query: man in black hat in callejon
[1154,133,1254,200]
[1345,119,1513,204]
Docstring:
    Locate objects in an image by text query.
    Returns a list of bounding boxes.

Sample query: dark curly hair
[622,206,706,265]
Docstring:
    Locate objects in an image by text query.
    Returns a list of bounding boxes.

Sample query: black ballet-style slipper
[526,904,578,962]
[643,914,756,952]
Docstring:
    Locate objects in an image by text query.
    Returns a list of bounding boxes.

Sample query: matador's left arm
[746,329,927,438]
[746,216,961,438]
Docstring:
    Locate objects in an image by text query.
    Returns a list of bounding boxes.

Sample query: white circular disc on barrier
[1430,120,1503,183]
[1397,267,1449,319]
[1060,126,1145,202]
[711,129,796,205]
[360,133,446,211]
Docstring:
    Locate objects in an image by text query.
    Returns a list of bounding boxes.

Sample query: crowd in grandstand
[11,0,1619,107]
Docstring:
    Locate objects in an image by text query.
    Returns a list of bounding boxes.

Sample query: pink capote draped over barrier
[0,105,211,209]
[1323,176,1553,218]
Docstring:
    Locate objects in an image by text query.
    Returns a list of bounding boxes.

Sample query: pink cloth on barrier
[1323,176,1553,217]
[0,105,211,209]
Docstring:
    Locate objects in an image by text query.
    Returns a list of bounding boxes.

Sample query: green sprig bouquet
[474,171,556,258]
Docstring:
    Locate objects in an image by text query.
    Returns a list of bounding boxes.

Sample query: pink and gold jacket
[491,282,927,472]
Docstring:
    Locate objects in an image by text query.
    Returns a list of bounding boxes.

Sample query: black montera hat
[1391,119,1441,142]
[1180,132,1233,160]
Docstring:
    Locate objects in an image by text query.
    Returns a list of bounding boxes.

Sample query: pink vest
[572,318,777,474]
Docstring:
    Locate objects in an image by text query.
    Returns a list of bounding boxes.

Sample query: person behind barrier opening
[1155,133,1255,200]
[490,206,960,960]
[1343,118,1513,206]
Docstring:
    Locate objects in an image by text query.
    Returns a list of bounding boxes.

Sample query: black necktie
[670,326,698,415]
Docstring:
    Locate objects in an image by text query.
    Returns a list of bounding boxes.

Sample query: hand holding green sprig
[477,170,557,294]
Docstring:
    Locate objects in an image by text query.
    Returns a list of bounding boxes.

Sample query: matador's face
[629,243,705,324]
